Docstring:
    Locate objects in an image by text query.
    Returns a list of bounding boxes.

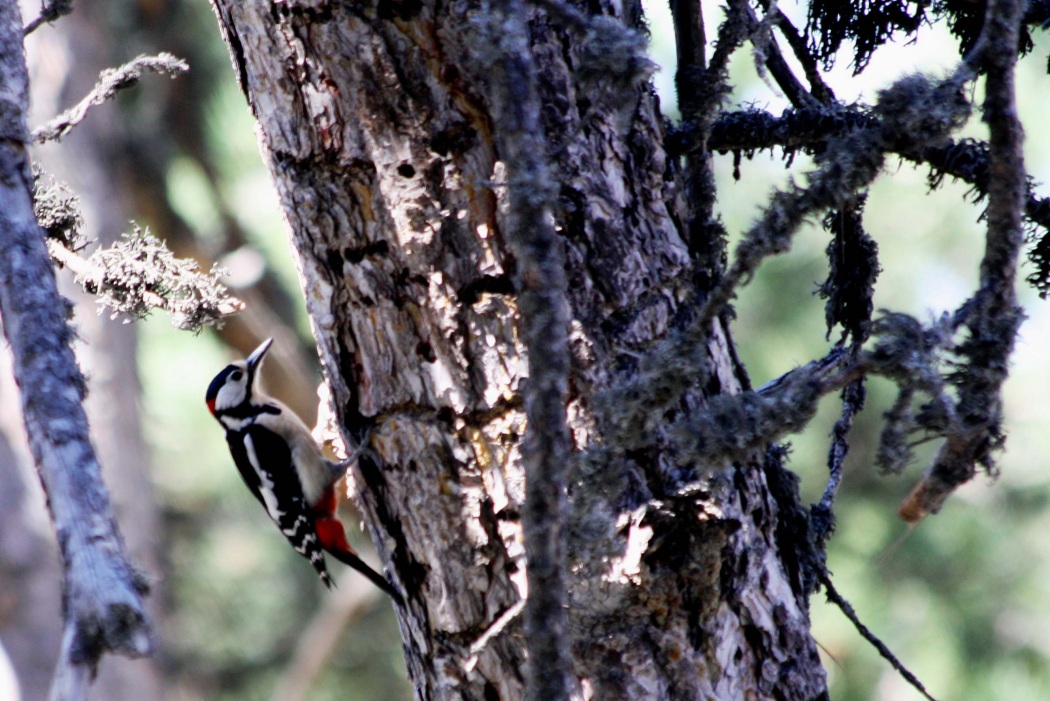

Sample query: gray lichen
[72,226,242,332]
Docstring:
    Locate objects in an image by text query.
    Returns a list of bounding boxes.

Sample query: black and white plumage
[206,338,401,602]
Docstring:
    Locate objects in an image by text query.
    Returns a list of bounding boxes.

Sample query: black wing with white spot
[226,422,334,588]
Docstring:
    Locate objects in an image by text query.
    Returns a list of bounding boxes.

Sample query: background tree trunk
[208,2,825,699]
[0,354,61,701]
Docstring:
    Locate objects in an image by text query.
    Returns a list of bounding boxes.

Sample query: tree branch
[747,2,819,110]
[810,375,864,544]
[899,0,1028,522]
[664,0,752,287]
[604,56,983,446]
[819,572,937,701]
[660,0,1028,526]
[22,0,72,36]
[695,104,874,154]
[486,3,573,699]
[697,111,1050,299]
[760,1,836,104]
[0,2,151,699]
[270,585,378,701]
[31,53,187,143]
[46,228,243,332]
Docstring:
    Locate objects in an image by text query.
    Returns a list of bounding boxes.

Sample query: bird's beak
[247,337,273,372]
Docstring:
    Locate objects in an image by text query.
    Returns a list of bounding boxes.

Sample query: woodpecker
[206,338,401,604]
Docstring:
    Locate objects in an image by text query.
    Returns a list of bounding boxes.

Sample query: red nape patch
[206,399,216,414]
[315,517,355,555]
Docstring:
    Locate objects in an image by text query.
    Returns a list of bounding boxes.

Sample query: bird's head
[206,337,273,415]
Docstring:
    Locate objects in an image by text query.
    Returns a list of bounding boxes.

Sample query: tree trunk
[207,2,826,698]
[26,6,170,696]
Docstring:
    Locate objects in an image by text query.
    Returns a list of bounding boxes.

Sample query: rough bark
[207,1,825,699]
[0,1,151,697]
[483,3,573,699]
[27,4,175,694]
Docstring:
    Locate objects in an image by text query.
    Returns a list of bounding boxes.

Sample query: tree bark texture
[0,1,151,697]
[208,2,825,699]
[28,5,170,695]
[484,2,574,698]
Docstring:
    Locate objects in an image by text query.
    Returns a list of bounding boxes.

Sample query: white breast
[253,400,331,505]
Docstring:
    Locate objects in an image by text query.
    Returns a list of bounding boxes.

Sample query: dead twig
[32,53,187,143]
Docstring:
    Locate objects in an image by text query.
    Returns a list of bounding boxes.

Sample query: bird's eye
[230,371,243,381]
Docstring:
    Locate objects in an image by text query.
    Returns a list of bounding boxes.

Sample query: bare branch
[820,572,938,701]
[23,0,72,36]
[31,53,188,143]
[761,0,837,104]
[900,0,1028,522]
[746,3,820,110]
[810,375,865,546]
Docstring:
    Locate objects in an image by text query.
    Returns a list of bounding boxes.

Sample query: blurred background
[0,0,1047,699]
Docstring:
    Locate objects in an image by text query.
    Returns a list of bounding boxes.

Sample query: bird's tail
[315,516,403,605]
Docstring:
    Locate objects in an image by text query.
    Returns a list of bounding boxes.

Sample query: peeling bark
[207,1,826,698]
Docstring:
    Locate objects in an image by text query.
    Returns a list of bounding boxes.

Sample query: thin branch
[23,0,72,36]
[46,231,243,332]
[700,105,874,154]
[697,111,1050,252]
[607,59,979,441]
[662,303,980,478]
[468,599,527,659]
[813,197,876,536]
[908,138,1050,296]
[671,0,752,285]
[699,112,1050,294]
[810,376,864,544]
[486,3,573,699]
[271,584,377,701]
[696,0,752,117]
[819,572,938,701]
[31,53,188,143]
[669,0,708,111]
[761,1,836,104]
[900,0,1028,522]
[669,346,859,468]
[0,4,152,698]
[603,121,886,442]
[746,3,819,110]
